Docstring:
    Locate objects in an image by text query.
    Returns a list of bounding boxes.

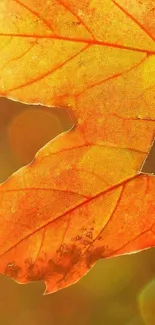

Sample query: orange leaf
[0,0,155,294]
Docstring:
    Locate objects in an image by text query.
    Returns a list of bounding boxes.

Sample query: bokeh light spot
[0,97,73,182]
[139,278,155,325]
[8,109,63,165]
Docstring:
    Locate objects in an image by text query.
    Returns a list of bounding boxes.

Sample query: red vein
[33,227,46,265]
[59,215,71,247]
[112,0,155,42]
[83,186,125,253]
[107,176,155,256]
[86,143,147,155]
[57,0,95,39]
[0,33,154,55]
[110,228,153,257]
[5,44,90,93]
[61,177,154,276]
[28,142,147,173]
[1,42,35,72]
[13,0,56,35]
[76,53,148,96]
[0,173,142,259]
[36,144,89,161]
[74,167,110,186]
[0,187,89,198]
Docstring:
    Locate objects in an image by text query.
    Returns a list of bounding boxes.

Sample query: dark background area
[0,97,155,325]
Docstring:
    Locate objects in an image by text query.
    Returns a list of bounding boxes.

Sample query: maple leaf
[0,0,155,294]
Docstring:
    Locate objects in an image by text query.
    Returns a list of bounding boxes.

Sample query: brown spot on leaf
[26,262,44,281]
[26,244,82,282]
[48,259,69,275]
[86,246,106,268]
[5,262,21,279]
[83,240,92,246]
[86,231,93,239]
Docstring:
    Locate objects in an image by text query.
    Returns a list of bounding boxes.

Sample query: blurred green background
[0,97,155,325]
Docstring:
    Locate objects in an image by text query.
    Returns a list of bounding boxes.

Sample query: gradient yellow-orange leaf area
[0,0,155,294]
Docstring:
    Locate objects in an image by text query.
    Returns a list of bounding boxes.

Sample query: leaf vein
[0,174,141,259]
[56,0,96,39]
[112,0,155,42]
[13,0,56,35]
[0,33,154,54]
[6,44,90,93]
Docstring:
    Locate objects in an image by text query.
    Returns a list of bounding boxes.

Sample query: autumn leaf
[0,0,155,294]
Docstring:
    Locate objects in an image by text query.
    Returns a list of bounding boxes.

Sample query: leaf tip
[43,279,58,295]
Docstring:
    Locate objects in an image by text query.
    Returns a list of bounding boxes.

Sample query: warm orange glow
[0,0,154,294]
